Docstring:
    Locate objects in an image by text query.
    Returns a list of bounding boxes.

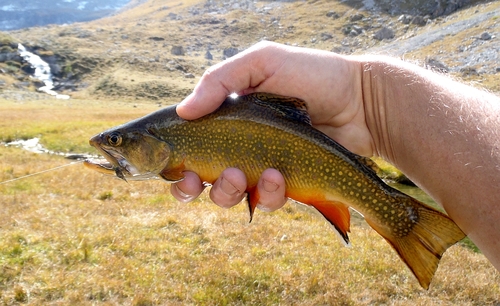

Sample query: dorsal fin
[248,93,312,126]
[356,156,380,174]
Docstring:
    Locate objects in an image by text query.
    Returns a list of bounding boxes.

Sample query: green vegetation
[0,32,17,45]
[0,98,499,305]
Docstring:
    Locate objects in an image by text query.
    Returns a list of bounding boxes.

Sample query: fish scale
[85,92,465,289]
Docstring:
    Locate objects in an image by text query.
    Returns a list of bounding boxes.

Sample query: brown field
[1,98,499,305]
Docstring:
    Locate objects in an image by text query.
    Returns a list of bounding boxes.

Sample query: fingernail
[263,179,279,193]
[220,177,240,196]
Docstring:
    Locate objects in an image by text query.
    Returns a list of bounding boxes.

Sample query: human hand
[173,41,372,211]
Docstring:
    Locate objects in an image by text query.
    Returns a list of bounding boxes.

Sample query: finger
[255,168,287,212]
[176,41,284,120]
[170,171,204,203]
[209,168,247,208]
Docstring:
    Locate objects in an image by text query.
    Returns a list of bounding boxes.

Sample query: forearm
[359,56,500,268]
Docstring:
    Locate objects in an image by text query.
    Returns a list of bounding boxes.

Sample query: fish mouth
[84,147,140,181]
[84,148,158,181]
[83,158,116,175]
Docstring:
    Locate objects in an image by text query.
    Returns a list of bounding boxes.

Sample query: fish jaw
[83,158,115,176]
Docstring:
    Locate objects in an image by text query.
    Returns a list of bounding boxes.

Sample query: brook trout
[85,93,465,289]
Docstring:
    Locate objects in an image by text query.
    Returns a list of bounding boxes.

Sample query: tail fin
[366,198,466,289]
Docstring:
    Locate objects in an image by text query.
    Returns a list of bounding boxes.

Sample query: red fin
[310,201,351,245]
[365,197,465,289]
[246,186,260,223]
[159,162,185,182]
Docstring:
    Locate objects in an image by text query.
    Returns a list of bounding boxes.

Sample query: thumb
[176,41,283,120]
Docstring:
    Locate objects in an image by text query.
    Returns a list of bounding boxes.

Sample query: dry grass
[1,98,499,305]
[0,97,165,153]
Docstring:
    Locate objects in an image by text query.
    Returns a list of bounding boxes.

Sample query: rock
[76,31,92,39]
[174,64,185,72]
[0,51,21,62]
[373,27,395,40]
[425,57,449,73]
[342,26,351,36]
[171,45,185,56]
[20,63,35,75]
[149,36,165,41]
[480,32,492,41]
[0,44,22,63]
[398,14,412,24]
[184,73,195,78]
[326,11,339,18]
[434,0,470,17]
[14,81,30,89]
[496,67,500,73]
[460,67,479,76]
[350,13,364,22]
[411,16,428,26]
[352,25,363,34]
[168,12,179,20]
[223,47,238,59]
[205,50,213,60]
[349,30,359,37]
[320,33,333,41]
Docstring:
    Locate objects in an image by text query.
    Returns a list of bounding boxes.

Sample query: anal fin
[246,186,260,223]
[310,201,351,246]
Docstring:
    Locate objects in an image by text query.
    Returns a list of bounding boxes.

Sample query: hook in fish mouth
[83,145,140,181]
[83,154,159,181]
[83,158,131,181]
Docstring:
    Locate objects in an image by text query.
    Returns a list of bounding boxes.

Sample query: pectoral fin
[159,163,186,182]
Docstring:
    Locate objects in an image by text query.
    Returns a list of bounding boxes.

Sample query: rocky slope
[0,0,498,101]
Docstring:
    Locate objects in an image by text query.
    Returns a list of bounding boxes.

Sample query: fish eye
[107,132,122,146]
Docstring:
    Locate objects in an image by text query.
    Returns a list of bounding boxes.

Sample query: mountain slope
[2,0,499,101]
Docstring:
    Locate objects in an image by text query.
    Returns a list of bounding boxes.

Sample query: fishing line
[0,160,83,185]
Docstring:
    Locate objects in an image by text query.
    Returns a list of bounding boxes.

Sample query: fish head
[85,127,171,181]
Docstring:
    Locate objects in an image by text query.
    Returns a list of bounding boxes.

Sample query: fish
[85,92,466,289]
